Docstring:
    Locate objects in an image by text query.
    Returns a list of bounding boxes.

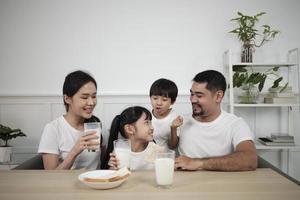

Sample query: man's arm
[175,140,257,171]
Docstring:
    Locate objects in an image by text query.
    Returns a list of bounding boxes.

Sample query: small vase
[241,44,254,63]
[238,84,259,104]
[0,146,12,163]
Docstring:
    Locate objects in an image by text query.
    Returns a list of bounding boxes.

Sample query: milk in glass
[115,148,130,168]
[155,149,175,187]
[84,122,101,152]
[114,139,131,169]
[155,158,174,185]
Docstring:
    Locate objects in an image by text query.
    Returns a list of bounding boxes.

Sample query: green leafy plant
[233,66,288,93]
[0,124,26,147]
[229,11,279,48]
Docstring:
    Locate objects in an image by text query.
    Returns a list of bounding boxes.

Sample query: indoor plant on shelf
[0,124,26,163]
[233,65,288,103]
[229,11,280,62]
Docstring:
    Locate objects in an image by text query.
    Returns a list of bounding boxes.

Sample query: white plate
[78,170,129,190]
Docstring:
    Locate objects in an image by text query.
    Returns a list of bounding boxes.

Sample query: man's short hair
[193,70,226,94]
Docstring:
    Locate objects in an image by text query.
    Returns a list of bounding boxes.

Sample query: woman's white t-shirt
[178,110,254,158]
[38,116,100,169]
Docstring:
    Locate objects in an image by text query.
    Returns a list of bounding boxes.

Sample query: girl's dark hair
[101,106,152,169]
[62,70,97,112]
[149,78,178,103]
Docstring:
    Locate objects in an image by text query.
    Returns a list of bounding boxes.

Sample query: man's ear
[215,90,224,103]
[124,124,135,136]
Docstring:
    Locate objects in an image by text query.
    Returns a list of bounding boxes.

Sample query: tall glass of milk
[84,122,102,152]
[113,139,131,169]
[155,149,175,188]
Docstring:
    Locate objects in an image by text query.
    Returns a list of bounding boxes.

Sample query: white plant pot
[0,146,12,163]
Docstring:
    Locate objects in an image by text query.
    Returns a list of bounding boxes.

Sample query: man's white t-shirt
[152,109,179,148]
[178,110,254,158]
[130,142,158,170]
[38,116,100,169]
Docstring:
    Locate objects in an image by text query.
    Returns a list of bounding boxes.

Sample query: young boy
[149,78,183,150]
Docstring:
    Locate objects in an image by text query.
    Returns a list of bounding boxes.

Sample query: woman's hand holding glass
[72,132,100,155]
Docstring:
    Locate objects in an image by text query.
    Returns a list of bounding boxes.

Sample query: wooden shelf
[225,48,300,155]
[233,103,299,107]
[255,141,300,150]
[232,63,297,67]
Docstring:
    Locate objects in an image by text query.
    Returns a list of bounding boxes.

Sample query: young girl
[101,106,163,170]
[38,70,102,170]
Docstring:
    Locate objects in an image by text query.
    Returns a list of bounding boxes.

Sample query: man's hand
[175,156,203,171]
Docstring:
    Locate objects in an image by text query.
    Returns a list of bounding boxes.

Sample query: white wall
[0,0,300,179]
[0,0,300,95]
[0,94,192,161]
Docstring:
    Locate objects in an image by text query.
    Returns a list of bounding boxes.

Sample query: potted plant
[233,65,288,103]
[229,11,280,62]
[0,124,26,163]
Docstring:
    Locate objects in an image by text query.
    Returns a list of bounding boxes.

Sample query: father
[175,70,257,171]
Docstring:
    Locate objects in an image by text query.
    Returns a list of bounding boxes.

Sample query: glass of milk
[84,122,101,152]
[113,139,131,169]
[155,149,175,188]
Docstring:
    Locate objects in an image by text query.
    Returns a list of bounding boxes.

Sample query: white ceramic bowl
[78,170,129,190]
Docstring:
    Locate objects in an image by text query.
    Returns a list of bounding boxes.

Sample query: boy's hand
[171,116,183,128]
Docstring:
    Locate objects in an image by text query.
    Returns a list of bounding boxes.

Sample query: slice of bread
[83,167,131,183]
[115,166,131,177]
[144,144,165,163]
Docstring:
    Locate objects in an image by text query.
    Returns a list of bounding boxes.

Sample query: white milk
[155,158,174,185]
[115,148,130,169]
[84,128,101,152]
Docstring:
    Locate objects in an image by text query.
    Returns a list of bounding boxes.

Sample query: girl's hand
[71,132,100,155]
[108,152,120,170]
[171,116,183,128]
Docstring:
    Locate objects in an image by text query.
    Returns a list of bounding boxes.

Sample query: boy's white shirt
[152,109,180,149]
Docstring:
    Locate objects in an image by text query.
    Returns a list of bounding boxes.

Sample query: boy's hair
[192,70,226,94]
[149,78,178,103]
[63,70,97,111]
[101,106,152,169]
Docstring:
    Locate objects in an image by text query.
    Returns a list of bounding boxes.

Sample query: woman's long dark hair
[101,106,152,169]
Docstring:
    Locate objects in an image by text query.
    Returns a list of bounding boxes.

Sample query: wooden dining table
[0,168,299,200]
